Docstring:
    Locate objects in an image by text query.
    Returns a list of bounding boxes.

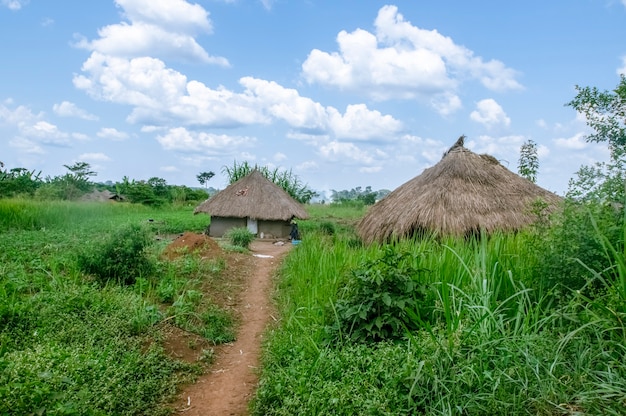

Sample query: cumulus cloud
[9,137,44,154]
[554,132,589,150]
[273,152,287,162]
[74,0,228,65]
[21,121,71,146]
[155,127,256,155]
[74,56,403,142]
[319,141,375,165]
[470,99,511,128]
[2,0,28,10]
[296,160,318,171]
[468,134,526,168]
[97,127,130,141]
[328,104,403,140]
[53,101,98,120]
[79,152,111,161]
[302,5,522,106]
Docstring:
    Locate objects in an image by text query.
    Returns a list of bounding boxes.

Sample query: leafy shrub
[78,224,155,285]
[529,200,623,299]
[331,245,431,342]
[225,227,255,249]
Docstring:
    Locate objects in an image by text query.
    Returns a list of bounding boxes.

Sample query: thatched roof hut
[194,170,309,238]
[357,136,563,243]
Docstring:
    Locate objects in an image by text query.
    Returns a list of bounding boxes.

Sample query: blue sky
[1,0,625,198]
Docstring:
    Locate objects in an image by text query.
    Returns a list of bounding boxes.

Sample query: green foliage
[253,203,626,415]
[567,74,626,160]
[222,160,318,203]
[78,224,155,285]
[518,139,539,183]
[528,199,623,299]
[332,246,430,342]
[566,75,626,204]
[196,171,215,188]
[0,166,42,197]
[330,186,388,205]
[224,226,255,249]
[0,201,237,414]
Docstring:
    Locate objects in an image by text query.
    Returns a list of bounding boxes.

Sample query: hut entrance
[247,218,258,235]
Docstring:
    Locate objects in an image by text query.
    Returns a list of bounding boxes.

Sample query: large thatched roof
[357,137,563,243]
[194,170,309,221]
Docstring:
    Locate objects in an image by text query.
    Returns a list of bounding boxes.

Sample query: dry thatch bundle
[357,137,562,243]
[194,170,309,220]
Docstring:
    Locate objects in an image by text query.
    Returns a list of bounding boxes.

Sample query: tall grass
[253,205,626,415]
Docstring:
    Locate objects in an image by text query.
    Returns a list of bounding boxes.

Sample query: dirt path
[173,240,292,416]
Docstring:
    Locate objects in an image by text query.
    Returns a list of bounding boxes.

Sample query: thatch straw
[357,138,563,243]
[194,170,309,220]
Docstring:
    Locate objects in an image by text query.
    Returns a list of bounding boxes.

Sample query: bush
[225,227,255,249]
[331,245,430,342]
[529,200,623,300]
[78,224,155,285]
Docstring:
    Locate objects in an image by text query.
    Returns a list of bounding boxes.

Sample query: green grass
[0,198,232,415]
[252,204,626,415]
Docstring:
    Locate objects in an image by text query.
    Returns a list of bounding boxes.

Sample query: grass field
[1,199,625,415]
[251,203,626,415]
[0,199,227,415]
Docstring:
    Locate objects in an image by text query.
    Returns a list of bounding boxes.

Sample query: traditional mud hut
[194,170,309,238]
[357,136,563,243]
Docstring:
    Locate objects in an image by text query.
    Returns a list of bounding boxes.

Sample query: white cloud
[2,0,28,10]
[74,0,228,65]
[360,166,382,173]
[9,137,44,154]
[53,101,98,120]
[554,132,588,150]
[296,160,318,171]
[431,93,462,116]
[74,56,403,142]
[273,152,287,162]
[328,104,403,140]
[79,152,111,161]
[260,0,275,10]
[97,127,130,141]
[470,99,511,128]
[0,102,40,125]
[468,134,526,169]
[155,127,256,155]
[160,165,179,172]
[319,141,375,165]
[116,0,212,32]
[21,121,70,145]
[302,5,522,105]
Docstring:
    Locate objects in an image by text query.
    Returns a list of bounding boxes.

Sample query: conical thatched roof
[357,137,563,243]
[194,170,309,220]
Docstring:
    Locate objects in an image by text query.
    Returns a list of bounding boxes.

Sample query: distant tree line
[0,161,209,205]
[330,186,390,205]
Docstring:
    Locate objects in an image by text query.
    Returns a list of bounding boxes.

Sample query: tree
[518,139,539,183]
[567,74,626,161]
[566,75,626,202]
[196,171,215,189]
[63,162,96,182]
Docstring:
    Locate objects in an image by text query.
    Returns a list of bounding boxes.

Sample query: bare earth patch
[169,238,292,415]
